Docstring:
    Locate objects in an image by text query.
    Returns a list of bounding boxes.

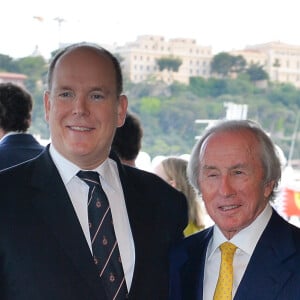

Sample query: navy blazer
[169,209,300,300]
[0,133,44,170]
[0,146,188,300]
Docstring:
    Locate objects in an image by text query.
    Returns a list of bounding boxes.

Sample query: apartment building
[114,36,300,88]
[230,41,300,88]
[115,35,212,84]
[229,49,267,69]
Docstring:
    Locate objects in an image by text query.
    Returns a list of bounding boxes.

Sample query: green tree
[210,52,233,77]
[210,52,246,77]
[246,63,269,81]
[189,77,210,97]
[139,97,161,115]
[15,56,47,81]
[231,55,246,73]
[206,78,228,97]
[0,54,18,72]
[156,56,182,72]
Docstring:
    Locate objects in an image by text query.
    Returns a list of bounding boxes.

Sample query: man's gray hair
[187,119,281,201]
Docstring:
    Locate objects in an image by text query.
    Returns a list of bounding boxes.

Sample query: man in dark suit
[0,83,44,169]
[0,43,187,300]
[169,119,300,300]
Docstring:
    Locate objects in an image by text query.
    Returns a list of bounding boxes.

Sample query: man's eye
[91,94,104,101]
[59,91,72,98]
[232,170,244,176]
[207,173,218,178]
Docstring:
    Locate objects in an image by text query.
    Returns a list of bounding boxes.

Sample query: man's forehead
[199,130,259,162]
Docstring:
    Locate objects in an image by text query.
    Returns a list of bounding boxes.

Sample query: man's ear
[264,180,275,198]
[44,91,51,123]
[117,94,128,128]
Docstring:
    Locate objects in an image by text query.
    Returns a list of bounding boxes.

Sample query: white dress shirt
[203,204,273,300]
[49,145,135,289]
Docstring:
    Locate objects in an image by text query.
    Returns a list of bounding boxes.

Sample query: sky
[2,0,300,59]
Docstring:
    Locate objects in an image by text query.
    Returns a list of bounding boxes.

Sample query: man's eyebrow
[201,163,247,170]
[229,163,247,170]
[201,165,218,170]
[89,86,105,91]
[53,86,72,91]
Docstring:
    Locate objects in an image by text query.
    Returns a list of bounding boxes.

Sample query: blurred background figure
[112,111,143,167]
[153,156,207,236]
[0,82,44,169]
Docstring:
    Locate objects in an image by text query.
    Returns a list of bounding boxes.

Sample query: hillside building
[112,36,300,88]
[230,41,300,88]
[115,35,212,84]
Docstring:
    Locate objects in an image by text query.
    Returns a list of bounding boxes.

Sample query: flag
[281,187,300,217]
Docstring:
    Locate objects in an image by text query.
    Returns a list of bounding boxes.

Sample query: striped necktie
[77,170,128,300]
[213,242,237,300]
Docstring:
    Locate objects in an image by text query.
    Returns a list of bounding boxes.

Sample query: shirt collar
[49,144,118,192]
[0,131,25,143]
[208,203,273,258]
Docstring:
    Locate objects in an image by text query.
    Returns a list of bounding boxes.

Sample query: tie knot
[77,170,100,186]
[220,242,237,255]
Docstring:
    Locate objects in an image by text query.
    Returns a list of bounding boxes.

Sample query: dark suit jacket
[0,147,188,300]
[0,133,44,170]
[169,209,300,300]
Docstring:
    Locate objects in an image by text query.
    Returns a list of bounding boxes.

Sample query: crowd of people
[1,42,300,300]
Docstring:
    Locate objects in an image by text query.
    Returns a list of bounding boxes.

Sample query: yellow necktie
[213,242,237,300]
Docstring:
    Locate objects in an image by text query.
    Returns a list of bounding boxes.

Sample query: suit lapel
[110,151,151,240]
[182,228,213,300]
[235,210,296,299]
[112,151,176,297]
[28,149,107,299]
[112,154,151,293]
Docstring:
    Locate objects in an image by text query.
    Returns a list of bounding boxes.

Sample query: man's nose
[219,175,235,197]
[73,96,90,116]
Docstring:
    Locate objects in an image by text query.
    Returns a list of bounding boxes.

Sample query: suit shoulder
[124,166,188,205]
[0,155,37,181]
[170,227,212,264]
[124,165,180,193]
[122,165,188,222]
[177,227,212,249]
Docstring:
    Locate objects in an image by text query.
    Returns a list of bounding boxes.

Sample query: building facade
[230,41,300,88]
[114,36,300,88]
[115,35,212,84]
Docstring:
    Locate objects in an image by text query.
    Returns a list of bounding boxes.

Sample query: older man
[169,119,300,300]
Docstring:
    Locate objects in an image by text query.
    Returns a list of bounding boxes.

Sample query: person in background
[153,156,206,236]
[111,111,143,167]
[0,43,187,300]
[169,119,300,300]
[0,82,44,169]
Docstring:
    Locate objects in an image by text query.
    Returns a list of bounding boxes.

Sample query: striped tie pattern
[213,242,237,300]
[77,171,128,300]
